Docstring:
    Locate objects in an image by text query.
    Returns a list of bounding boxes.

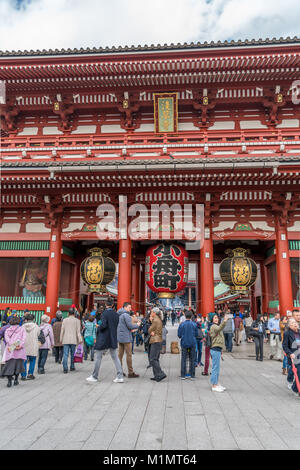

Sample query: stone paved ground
[0,323,300,450]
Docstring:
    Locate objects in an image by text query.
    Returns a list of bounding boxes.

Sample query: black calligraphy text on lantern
[152,244,183,291]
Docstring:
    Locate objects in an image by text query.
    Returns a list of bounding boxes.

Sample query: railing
[0,296,45,304]
[1,128,300,151]
[0,241,49,250]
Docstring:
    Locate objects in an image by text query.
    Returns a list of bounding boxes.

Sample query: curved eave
[0,36,300,60]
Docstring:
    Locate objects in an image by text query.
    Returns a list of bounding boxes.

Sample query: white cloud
[0,0,298,51]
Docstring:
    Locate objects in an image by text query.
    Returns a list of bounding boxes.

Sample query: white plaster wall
[134,123,155,132]
[240,120,268,129]
[101,124,126,133]
[288,221,300,232]
[26,223,50,233]
[62,223,84,232]
[43,126,63,135]
[178,122,199,131]
[208,121,235,130]
[0,223,20,233]
[17,127,38,136]
[250,221,274,231]
[213,222,235,231]
[277,119,299,128]
[72,125,96,134]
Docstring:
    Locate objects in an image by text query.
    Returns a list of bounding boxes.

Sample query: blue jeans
[21,356,36,377]
[224,333,233,352]
[181,346,196,377]
[38,349,49,372]
[195,339,203,365]
[283,355,288,369]
[136,332,143,346]
[63,344,76,371]
[210,349,222,385]
[287,359,294,384]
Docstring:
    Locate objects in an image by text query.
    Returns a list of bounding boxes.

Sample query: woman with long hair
[209,313,229,392]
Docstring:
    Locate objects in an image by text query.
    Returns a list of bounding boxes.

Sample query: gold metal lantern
[80,248,116,293]
[219,248,257,294]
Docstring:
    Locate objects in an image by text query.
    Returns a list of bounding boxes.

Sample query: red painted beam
[0,303,45,310]
[0,250,49,257]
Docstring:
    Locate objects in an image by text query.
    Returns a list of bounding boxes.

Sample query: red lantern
[145,243,188,299]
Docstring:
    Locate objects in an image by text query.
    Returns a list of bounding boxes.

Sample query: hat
[151,307,161,314]
[56,310,63,320]
[41,314,50,323]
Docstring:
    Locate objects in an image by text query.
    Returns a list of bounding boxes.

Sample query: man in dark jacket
[86,299,124,383]
[178,311,198,379]
[251,315,266,361]
[282,317,300,393]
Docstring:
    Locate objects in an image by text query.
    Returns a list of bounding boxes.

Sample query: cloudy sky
[0,0,299,51]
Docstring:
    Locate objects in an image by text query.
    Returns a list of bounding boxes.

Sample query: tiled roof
[0,37,299,57]
[1,154,299,169]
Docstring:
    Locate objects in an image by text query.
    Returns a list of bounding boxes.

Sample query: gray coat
[223,317,234,334]
[117,309,139,344]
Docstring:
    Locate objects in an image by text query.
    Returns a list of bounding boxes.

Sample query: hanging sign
[153,93,178,133]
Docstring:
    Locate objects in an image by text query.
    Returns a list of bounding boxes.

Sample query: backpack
[196,324,204,340]
[38,329,46,345]
[205,332,212,348]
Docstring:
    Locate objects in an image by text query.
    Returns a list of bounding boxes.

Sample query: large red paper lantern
[145,243,189,299]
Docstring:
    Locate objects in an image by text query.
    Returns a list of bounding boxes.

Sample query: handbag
[248,327,259,338]
[74,343,83,363]
[85,336,94,347]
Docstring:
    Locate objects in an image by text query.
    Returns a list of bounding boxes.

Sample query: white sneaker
[86,376,97,383]
[287,382,293,390]
[219,384,227,391]
[212,385,224,393]
[113,378,124,383]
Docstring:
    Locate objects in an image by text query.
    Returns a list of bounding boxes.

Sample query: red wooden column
[275,219,294,316]
[260,262,269,314]
[200,235,215,317]
[131,261,140,313]
[251,285,257,319]
[140,263,145,315]
[117,238,132,310]
[197,260,201,314]
[45,223,62,319]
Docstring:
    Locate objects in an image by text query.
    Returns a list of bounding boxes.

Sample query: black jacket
[196,322,204,340]
[250,320,266,337]
[94,308,119,350]
[282,328,300,359]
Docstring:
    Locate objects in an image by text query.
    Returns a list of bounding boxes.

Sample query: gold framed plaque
[153,92,178,133]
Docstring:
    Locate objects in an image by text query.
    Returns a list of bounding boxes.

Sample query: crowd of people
[0,303,300,398]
